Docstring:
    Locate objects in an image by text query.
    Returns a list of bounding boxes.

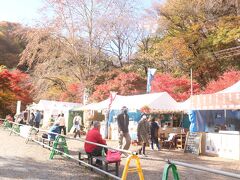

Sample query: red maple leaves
[0,69,33,116]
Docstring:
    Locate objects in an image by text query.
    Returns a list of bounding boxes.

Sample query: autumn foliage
[151,73,200,102]
[90,72,146,101]
[59,83,84,103]
[203,70,240,94]
[0,68,33,116]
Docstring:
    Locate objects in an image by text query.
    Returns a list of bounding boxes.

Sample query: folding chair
[162,133,176,150]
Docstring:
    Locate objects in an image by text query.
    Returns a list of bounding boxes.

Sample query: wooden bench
[78,151,120,176]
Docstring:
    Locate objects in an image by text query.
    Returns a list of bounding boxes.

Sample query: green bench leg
[162,163,180,180]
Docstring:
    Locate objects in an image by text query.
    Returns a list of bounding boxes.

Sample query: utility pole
[190,68,193,96]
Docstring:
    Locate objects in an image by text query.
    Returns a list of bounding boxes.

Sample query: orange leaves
[58,83,84,103]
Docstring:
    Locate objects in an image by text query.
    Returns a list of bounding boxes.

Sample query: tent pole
[224,109,227,125]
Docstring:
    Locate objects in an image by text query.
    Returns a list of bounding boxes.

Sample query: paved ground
[0,128,104,180]
[0,127,240,180]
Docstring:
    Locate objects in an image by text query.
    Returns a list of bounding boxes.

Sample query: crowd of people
[5,105,160,166]
[83,105,161,164]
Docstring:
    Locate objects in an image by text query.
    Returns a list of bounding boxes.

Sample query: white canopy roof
[31,100,82,111]
[81,92,179,112]
[216,80,240,93]
[111,92,178,111]
[80,99,110,111]
[178,81,240,111]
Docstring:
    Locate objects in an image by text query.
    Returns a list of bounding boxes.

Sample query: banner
[108,91,117,109]
[146,68,157,93]
[83,88,89,105]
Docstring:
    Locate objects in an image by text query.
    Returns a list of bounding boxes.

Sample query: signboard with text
[184,132,202,155]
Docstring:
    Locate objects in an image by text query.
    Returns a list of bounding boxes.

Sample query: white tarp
[111,92,179,111]
[178,98,191,112]
[81,92,179,112]
[179,81,240,111]
[216,80,240,93]
[29,100,82,129]
[81,99,110,110]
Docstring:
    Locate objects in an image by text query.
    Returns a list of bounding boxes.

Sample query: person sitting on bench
[48,120,60,140]
[84,121,107,166]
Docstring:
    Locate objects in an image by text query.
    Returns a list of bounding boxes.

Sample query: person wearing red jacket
[84,121,107,165]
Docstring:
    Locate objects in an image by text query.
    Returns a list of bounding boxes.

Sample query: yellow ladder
[122,154,144,180]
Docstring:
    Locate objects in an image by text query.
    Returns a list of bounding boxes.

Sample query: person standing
[137,114,150,156]
[59,113,66,135]
[29,112,35,126]
[73,115,81,138]
[117,106,131,150]
[150,116,160,151]
[34,110,41,128]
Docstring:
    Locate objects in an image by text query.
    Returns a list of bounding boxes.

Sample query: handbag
[106,150,121,163]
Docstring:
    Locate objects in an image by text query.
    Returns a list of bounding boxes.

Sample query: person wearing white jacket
[73,115,81,138]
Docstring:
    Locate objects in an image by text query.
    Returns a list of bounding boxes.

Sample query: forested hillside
[0,0,240,116]
[0,21,26,69]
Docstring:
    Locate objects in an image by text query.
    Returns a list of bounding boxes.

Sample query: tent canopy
[81,92,179,112]
[31,100,82,111]
[111,92,178,111]
[216,80,240,93]
[179,81,240,111]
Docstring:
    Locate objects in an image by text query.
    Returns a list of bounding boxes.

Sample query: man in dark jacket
[117,106,131,150]
[34,110,41,128]
[150,116,160,151]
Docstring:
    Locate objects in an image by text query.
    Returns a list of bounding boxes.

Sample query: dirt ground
[0,127,240,180]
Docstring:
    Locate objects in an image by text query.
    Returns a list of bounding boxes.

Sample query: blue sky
[0,0,154,26]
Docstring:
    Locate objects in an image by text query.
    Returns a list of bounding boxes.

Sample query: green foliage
[205,16,240,48]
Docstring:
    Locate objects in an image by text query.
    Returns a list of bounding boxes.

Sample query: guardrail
[0,119,143,180]
[138,152,240,179]
[1,119,240,180]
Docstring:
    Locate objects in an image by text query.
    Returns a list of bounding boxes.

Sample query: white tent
[81,92,179,112]
[178,98,191,112]
[30,100,82,130]
[81,99,110,111]
[216,80,240,93]
[179,81,240,111]
[111,92,179,111]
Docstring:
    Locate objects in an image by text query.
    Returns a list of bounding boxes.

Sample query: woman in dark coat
[150,117,160,150]
[137,115,150,156]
